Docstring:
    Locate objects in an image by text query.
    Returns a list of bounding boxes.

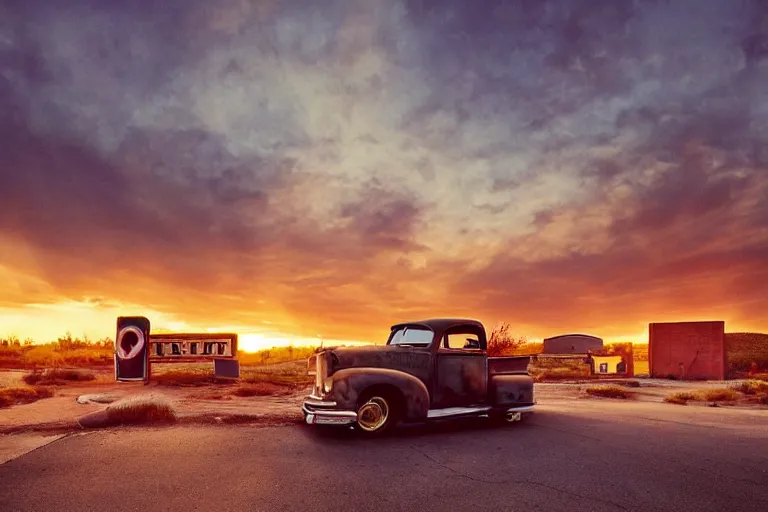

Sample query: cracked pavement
[1,398,767,512]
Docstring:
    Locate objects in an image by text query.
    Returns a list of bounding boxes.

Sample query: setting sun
[238,334,272,353]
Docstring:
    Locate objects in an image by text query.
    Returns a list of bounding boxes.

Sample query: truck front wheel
[354,390,401,436]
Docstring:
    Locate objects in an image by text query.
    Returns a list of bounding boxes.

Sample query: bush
[585,385,635,399]
[725,333,768,373]
[153,370,218,387]
[23,368,96,386]
[487,322,528,357]
[701,388,741,402]
[664,392,697,405]
[0,386,54,408]
[729,380,768,396]
[230,383,293,397]
[105,395,177,425]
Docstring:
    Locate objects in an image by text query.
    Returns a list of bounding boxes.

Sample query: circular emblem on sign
[116,326,145,360]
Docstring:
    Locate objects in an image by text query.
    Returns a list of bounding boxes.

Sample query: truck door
[433,326,488,408]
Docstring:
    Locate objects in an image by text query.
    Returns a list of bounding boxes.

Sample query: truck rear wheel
[354,389,401,436]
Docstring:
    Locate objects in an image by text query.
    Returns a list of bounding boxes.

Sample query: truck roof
[390,318,484,332]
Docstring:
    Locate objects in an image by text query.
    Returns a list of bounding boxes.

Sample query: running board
[427,406,492,419]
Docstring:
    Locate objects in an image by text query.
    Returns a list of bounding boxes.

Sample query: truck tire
[354,389,401,436]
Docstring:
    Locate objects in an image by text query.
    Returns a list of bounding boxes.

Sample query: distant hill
[725,332,768,372]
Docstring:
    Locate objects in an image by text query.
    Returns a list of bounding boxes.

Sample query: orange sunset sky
[1,1,767,351]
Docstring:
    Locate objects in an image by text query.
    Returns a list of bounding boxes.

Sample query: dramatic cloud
[1,0,767,345]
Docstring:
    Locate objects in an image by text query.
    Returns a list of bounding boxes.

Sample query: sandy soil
[0,380,310,433]
[2,371,766,435]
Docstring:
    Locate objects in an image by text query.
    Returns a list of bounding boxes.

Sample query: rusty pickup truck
[302,318,535,435]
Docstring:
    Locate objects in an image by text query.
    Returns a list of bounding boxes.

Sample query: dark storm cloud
[1,0,767,341]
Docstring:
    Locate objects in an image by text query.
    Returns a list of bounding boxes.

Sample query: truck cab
[302,318,535,435]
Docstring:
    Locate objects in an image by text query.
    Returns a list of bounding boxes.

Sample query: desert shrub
[725,333,768,373]
[664,391,697,405]
[153,370,219,387]
[530,354,592,382]
[730,380,768,395]
[105,395,177,425]
[23,368,96,386]
[241,371,313,388]
[487,323,528,357]
[238,345,318,366]
[585,385,635,399]
[230,383,293,397]
[701,388,741,402]
[0,386,54,408]
[532,368,591,382]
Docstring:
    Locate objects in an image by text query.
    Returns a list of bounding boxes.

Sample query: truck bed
[487,355,532,375]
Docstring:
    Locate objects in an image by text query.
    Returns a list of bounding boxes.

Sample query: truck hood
[325,345,431,373]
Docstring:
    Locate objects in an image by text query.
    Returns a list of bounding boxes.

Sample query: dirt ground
[2,368,766,435]
[0,374,308,434]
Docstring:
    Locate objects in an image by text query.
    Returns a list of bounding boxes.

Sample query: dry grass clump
[0,386,54,408]
[23,368,96,386]
[664,391,697,405]
[153,369,219,387]
[730,380,768,395]
[584,385,636,399]
[664,382,768,406]
[105,395,177,425]
[230,382,294,397]
[241,371,312,388]
[725,332,768,374]
[701,388,741,402]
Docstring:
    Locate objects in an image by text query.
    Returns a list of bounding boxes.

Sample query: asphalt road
[2,399,767,512]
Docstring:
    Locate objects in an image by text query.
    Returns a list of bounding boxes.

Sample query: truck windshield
[389,327,433,347]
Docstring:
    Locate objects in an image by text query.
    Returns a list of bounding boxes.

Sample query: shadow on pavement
[297,412,542,443]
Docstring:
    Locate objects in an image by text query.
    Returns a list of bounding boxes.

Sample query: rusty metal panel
[149,333,238,361]
[329,367,431,421]
[649,321,726,380]
[330,346,432,388]
[433,351,486,408]
[487,356,531,375]
[489,374,535,406]
[214,358,240,379]
[115,316,150,382]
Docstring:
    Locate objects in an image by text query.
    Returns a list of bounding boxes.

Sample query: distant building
[592,355,625,374]
[542,334,603,355]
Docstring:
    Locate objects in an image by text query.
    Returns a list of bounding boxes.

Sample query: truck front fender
[329,367,430,421]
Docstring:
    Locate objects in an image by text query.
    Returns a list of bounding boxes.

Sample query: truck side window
[445,333,481,350]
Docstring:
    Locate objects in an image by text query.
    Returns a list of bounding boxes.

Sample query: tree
[487,322,527,356]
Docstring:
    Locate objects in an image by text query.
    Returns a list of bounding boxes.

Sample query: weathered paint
[487,355,532,375]
[489,374,535,407]
[305,318,536,427]
[433,350,487,408]
[649,321,726,380]
[329,367,431,421]
[330,346,432,389]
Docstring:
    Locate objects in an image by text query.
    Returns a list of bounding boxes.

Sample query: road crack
[409,444,629,511]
